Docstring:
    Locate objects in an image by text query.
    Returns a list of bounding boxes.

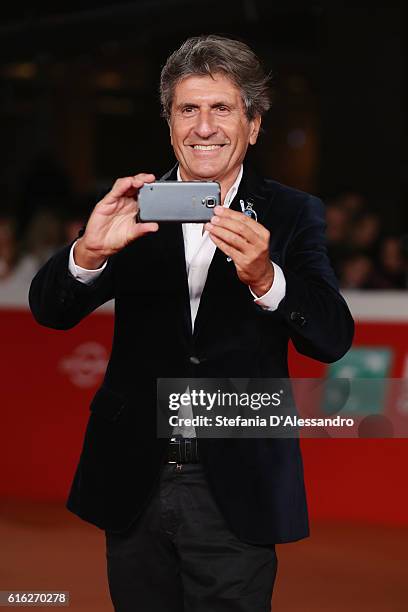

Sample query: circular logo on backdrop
[59,342,108,388]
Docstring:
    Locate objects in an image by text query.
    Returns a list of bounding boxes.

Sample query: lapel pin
[240,199,258,222]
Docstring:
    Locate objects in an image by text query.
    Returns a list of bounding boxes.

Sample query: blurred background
[0,2,407,611]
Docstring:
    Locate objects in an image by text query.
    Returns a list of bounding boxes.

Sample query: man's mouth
[188,144,228,150]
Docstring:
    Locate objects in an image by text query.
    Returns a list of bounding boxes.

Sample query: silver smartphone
[137,181,220,222]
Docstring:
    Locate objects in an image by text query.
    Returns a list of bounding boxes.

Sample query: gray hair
[160,35,272,121]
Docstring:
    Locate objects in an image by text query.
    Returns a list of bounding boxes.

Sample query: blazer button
[189,356,201,365]
[290,311,307,327]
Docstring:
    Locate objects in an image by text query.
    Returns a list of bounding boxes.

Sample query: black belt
[167,437,200,464]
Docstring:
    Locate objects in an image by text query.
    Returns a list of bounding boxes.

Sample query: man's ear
[249,115,262,145]
[168,118,173,145]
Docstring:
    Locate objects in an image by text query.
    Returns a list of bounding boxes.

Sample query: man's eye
[216,106,229,113]
[182,107,196,114]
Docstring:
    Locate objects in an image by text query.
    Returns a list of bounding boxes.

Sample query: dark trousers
[106,463,278,612]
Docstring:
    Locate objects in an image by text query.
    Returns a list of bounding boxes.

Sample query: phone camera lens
[205,197,216,208]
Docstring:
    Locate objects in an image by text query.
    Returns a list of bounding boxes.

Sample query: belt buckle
[167,438,197,466]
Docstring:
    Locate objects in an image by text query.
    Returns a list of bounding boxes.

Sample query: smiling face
[169,73,261,196]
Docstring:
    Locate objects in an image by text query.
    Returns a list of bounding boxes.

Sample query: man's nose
[193,110,217,138]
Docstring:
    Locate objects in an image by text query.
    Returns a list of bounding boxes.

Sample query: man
[29,35,354,612]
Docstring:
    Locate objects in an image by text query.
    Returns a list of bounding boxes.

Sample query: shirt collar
[176,165,243,208]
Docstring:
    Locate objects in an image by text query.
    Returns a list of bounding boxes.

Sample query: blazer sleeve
[276,195,354,363]
[29,243,115,330]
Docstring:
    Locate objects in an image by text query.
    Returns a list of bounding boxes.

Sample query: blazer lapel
[159,164,192,337]
[193,164,274,342]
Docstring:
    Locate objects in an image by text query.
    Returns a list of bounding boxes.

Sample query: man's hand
[74,173,158,269]
[205,206,274,296]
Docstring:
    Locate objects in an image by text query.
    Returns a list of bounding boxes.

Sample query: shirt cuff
[68,240,108,285]
[249,262,286,311]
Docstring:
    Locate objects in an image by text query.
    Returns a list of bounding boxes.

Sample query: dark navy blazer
[29,164,354,544]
